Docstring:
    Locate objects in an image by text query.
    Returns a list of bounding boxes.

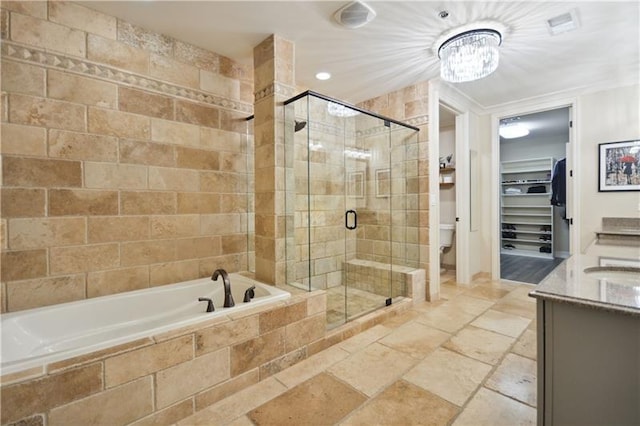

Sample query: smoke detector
[333,1,376,29]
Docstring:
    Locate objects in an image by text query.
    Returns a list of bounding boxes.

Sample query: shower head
[294,120,307,132]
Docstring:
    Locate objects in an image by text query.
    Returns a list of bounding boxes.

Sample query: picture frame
[347,171,365,198]
[375,168,390,198]
[598,140,640,192]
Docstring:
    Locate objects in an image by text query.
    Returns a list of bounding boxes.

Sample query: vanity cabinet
[535,299,640,425]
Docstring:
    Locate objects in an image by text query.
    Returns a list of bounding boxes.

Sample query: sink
[584,266,640,286]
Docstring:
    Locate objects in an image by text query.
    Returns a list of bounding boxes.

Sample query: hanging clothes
[551,158,566,206]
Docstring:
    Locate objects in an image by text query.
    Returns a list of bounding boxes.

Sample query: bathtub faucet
[212,269,235,308]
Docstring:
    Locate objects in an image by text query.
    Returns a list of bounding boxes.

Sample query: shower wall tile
[1,60,45,97]
[48,376,153,426]
[118,87,174,120]
[84,162,148,190]
[1,2,252,316]
[120,240,176,267]
[151,118,200,147]
[47,70,117,108]
[1,188,46,218]
[88,107,151,139]
[175,146,220,170]
[120,191,177,215]
[0,249,47,281]
[87,266,150,298]
[88,216,150,243]
[10,13,86,58]
[49,243,119,274]
[48,1,117,39]
[117,20,173,56]
[6,274,85,311]
[1,1,47,19]
[174,40,219,73]
[9,94,85,132]
[48,189,118,216]
[148,167,200,192]
[87,34,150,74]
[150,53,199,89]
[119,139,176,167]
[7,217,86,250]
[48,130,118,162]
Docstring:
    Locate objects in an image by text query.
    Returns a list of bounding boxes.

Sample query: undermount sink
[584,266,640,286]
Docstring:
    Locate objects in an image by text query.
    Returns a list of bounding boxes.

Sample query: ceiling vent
[546,9,580,35]
[333,1,376,29]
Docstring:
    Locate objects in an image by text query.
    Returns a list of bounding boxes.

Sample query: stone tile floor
[178,278,537,425]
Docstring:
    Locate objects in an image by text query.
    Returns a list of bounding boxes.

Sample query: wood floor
[500,253,565,284]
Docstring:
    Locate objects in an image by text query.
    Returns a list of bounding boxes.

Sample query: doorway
[439,104,457,285]
[498,107,572,284]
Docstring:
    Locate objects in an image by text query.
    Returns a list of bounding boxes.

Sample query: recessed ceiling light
[315,72,331,80]
[499,123,530,139]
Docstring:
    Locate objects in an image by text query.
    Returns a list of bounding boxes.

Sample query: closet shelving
[501,157,555,259]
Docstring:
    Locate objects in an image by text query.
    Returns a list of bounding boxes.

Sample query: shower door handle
[345,210,357,230]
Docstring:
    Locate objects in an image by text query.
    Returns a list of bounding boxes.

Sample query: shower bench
[343,259,425,304]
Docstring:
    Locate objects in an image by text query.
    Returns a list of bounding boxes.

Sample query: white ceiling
[82,1,639,109]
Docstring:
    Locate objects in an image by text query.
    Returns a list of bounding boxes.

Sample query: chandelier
[438,29,502,83]
[327,102,360,118]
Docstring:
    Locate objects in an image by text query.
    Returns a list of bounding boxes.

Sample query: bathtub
[1,273,290,375]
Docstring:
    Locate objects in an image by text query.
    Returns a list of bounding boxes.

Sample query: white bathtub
[1,273,290,375]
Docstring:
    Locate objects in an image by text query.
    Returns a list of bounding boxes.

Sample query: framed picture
[347,171,365,198]
[598,140,640,192]
[375,168,390,198]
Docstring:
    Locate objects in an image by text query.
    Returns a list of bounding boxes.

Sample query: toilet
[440,224,455,274]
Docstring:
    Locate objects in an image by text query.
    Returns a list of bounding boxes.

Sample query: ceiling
[82,1,639,109]
[500,107,570,142]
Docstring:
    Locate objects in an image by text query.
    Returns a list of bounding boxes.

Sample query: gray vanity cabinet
[536,299,640,426]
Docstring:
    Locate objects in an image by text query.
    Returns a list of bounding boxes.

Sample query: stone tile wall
[0,291,327,426]
[0,1,254,312]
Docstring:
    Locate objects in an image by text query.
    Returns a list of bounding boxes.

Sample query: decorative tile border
[1,41,253,114]
[254,82,297,103]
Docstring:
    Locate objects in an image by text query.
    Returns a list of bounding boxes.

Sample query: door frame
[490,98,580,280]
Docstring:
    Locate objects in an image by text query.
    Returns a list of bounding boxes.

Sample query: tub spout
[212,269,235,308]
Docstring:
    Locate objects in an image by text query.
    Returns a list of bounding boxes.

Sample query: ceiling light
[327,102,359,117]
[315,72,331,80]
[438,29,502,83]
[499,123,530,139]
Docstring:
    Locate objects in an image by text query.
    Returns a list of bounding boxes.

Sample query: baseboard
[472,271,491,281]
[555,251,570,259]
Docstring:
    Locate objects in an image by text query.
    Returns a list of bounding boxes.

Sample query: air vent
[547,9,579,35]
[333,1,376,29]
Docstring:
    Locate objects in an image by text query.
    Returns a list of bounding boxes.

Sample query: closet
[500,157,555,258]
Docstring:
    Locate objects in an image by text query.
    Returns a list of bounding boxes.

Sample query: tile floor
[179,277,538,426]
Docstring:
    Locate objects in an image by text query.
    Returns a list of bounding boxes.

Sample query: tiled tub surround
[0,1,254,313]
[1,273,290,375]
[0,285,414,426]
[0,286,325,425]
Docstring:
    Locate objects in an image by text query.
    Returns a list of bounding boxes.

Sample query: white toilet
[440,224,455,274]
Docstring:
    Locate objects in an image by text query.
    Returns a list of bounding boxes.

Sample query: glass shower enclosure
[284,91,419,329]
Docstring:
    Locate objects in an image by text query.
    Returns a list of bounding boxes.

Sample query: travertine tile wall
[253,35,296,286]
[0,1,255,312]
[358,83,431,297]
[0,290,327,426]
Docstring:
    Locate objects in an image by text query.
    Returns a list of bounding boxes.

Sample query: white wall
[578,83,640,251]
[472,113,493,277]
[439,126,456,266]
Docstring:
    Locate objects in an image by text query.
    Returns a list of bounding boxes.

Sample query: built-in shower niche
[283,91,423,329]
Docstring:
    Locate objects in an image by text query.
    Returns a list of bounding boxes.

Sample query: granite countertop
[529,243,640,316]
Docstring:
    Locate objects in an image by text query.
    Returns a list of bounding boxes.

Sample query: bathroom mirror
[470,149,479,231]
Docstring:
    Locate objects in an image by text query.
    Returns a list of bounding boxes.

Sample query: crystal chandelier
[327,102,360,117]
[438,29,502,83]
